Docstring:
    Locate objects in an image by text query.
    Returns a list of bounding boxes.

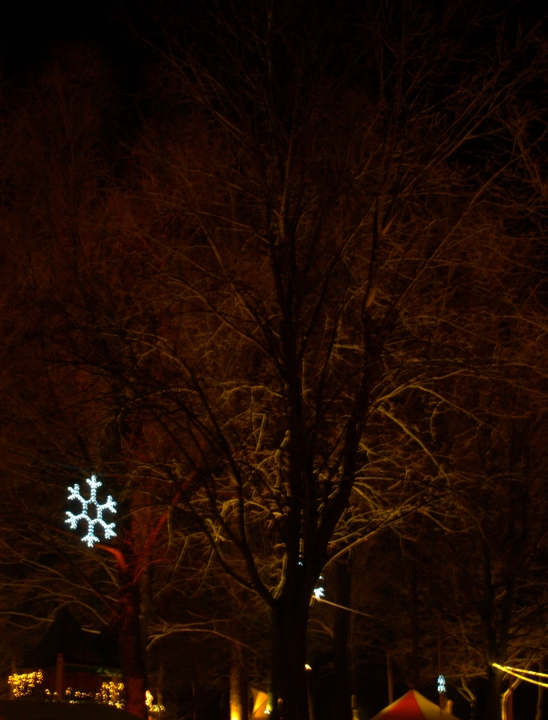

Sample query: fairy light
[96,680,125,707]
[146,689,165,713]
[10,676,160,712]
[493,663,548,689]
[66,475,117,547]
[69,688,94,700]
[9,670,43,698]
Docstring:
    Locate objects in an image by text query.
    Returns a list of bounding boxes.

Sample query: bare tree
[121,2,548,718]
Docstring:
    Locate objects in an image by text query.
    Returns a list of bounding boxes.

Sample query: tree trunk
[230,643,249,720]
[270,596,310,720]
[139,564,152,659]
[409,556,420,689]
[485,665,503,720]
[536,671,544,720]
[118,576,148,718]
[333,560,352,720]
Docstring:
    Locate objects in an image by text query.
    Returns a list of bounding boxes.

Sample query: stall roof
[371,690,460,720]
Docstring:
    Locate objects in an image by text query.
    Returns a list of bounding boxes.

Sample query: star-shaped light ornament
[66,475,117,547]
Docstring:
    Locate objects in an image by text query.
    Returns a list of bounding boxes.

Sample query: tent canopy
[251,689,268,718]
[371,690,460,720]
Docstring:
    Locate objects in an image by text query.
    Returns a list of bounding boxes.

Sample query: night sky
[0,0,147,86]
[2,0,546,86]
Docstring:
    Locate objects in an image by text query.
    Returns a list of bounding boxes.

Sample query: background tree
[0,45,182,718]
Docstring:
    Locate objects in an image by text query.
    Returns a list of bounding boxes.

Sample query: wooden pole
[536,662,544,720]
[9,657,16,700]
[437,619,446,710]
[386,652,394,705]
[56,652,64,701]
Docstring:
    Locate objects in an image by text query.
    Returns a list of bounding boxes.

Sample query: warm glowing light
[437,675,446,693]
[12,677,144,710]
[305,664,312,671]
[9,670,43,698]
[67,687,94,699]
[66,475,117,547]
[493,663,548,689]
[96,680,125,708]
[146,689,165,713]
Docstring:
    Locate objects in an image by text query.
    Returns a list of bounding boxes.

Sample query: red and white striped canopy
[371,690,460,720]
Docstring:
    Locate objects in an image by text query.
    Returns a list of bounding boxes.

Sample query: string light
[66,475,117,547]
[146,689,165,713]
[67,688,94,700]
[493,663,548,689]
[8,670,43,697]
[11,673,161,712]
[96,680,125,707]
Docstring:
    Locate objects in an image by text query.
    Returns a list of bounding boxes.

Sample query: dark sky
[2,0,546,88]
[0,0,147,85]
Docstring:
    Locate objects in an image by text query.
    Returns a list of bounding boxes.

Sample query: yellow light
[96,680,125,708]
[10,683,151,712]
[493,663,548,689]
[145,689,165,713]
[8,670,43,698]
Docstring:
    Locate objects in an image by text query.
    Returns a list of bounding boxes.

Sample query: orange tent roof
[371,690,460,720]
[251,689,268,718]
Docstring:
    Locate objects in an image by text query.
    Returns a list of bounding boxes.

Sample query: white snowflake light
[66,475,117,547]
[437,674,446,694]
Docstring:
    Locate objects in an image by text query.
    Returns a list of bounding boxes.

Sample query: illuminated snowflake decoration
[437,675,446,694]
[66,475,117,547]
